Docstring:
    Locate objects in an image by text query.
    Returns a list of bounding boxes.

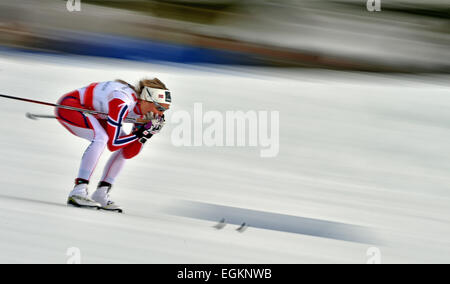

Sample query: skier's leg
[91,130,128,212]
[56,92,109,183]
[58,114,108,185]
[99,149,126,185]
[56,94,108,207]
[58,116,108,208]
[77,117,108,182]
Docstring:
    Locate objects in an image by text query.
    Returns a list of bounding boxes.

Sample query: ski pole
[26,113,57,120]
[25,112,139,124]
[0,93,142,124]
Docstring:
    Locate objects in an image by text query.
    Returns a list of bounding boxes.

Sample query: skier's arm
[106,98,139,152]
[121,124,147,159]
[122,140,144,159]
[122,119,162,159]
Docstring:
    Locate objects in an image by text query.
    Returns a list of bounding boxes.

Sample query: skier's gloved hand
[133,121,153,144]
[133,114,166,144]
[143,111,156,122]
[149,115,165,135]
[142,112,165,135]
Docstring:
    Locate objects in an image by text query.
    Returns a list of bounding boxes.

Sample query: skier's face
[140,100,170,117]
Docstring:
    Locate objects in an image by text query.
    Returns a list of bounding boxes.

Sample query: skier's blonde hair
[115,78,168,94]
[138,78,168,92]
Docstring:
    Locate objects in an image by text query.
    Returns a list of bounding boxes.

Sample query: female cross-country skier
[55,78,172,212]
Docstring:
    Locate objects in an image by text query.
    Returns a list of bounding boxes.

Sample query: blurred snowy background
[0,0,449,263]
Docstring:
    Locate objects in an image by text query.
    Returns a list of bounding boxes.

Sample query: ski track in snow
[0,52,449,263]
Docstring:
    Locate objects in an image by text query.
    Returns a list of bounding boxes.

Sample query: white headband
[140,86,172,105]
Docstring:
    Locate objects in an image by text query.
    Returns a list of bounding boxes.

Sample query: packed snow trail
[0,52,449,263]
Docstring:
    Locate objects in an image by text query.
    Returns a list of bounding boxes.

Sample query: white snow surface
[0,52,449,263]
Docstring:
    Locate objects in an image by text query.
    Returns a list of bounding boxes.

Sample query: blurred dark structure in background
[0,0,449,72]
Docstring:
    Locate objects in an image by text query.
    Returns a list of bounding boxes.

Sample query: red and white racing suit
[56,81,145,184]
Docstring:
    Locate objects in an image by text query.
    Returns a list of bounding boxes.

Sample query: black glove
[142,113,165,135]
[133,121,153,144]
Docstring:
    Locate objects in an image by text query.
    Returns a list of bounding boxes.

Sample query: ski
[67,197,101,210]
[99,207,124,213]
[67,202,123,213]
